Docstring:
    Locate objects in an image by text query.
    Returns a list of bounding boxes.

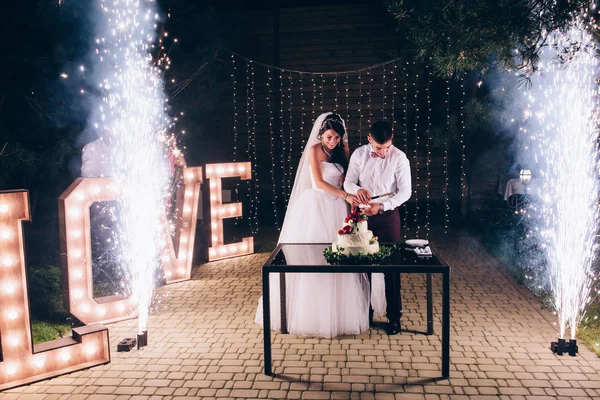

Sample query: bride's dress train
[255,161,386,338]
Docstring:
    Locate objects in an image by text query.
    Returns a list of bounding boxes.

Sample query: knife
[371,191,396,200]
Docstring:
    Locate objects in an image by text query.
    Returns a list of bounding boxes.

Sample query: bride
[255,112,385,338]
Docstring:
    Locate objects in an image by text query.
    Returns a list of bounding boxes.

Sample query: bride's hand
[345,193,359,205]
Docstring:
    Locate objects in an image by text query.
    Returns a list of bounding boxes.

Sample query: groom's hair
[370,121,393,144]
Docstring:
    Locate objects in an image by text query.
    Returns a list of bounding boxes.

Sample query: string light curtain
[229,52,462,236]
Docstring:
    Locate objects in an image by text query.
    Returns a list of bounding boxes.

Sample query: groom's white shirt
[344,144,412,211]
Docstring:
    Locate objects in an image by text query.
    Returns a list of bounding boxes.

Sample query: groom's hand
[362,203,380,216]
[356,189,371,204]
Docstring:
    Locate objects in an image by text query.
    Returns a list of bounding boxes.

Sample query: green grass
[577,301,600,357]
[31,321,71,344]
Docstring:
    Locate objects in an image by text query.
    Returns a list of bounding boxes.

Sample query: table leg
[263,270,272,376]
[427,273,433,335]
[368,273,373,325]
[280,272,288,334]
[442,270,450,378]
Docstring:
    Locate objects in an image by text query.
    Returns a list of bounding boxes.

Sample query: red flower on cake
[338,225,353,235]
[346,211,367,224]
[339,211,368,235]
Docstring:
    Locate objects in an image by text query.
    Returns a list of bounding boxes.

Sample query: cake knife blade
[371,191,396,200]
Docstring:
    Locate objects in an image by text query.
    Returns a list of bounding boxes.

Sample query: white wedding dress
[255,160,386,338]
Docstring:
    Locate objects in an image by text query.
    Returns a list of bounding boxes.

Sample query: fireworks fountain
[92,0,171,339]
[522,15,600,352]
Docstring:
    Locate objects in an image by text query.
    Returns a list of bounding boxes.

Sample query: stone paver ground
[2,228,600,399]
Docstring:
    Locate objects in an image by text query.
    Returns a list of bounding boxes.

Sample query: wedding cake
[331,211,379,255]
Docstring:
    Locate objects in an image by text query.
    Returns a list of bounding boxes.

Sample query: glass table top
[266,243,446,267]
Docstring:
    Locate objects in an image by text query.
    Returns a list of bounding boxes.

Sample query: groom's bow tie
[371,151,385,159]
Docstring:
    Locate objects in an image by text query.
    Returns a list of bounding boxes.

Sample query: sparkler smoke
[522,19,600,340]
[92,0,171,334]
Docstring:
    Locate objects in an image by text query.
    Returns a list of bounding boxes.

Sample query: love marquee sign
[0,190,110,391]
[0,162,252,390]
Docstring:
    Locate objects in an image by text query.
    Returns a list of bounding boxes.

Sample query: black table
[262,243,451,378]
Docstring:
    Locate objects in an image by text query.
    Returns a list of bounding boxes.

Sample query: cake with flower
[331,211,379,255]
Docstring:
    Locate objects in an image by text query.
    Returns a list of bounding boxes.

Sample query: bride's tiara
[320,114,345,131]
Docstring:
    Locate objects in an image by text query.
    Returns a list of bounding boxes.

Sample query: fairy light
[312,73,316,125]
[250,60,259,233]
[403,62,409,237]
[460,74,466,200]
[320,73,324,113]
[221,53,440,239]
[414,63,420,236]
[392,61,397,139]
[267,67,280,229]
[232,54,239,225]
[382,63,386,120]
[245,59,252,229]
[444,78,451,233]
[279,69,287,203]
[367,68,373,131]
[300,72,306,149]
[345,72,350,137]
[358,69,363,145]
[232,54,238,163]
[334,73,339,112]
[287,70,294,205]
[425,65,431,239]
[246,60,260,235]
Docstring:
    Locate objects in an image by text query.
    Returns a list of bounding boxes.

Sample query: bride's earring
[317,133,322,141]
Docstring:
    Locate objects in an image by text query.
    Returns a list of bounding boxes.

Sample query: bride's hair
[319,113,348,173]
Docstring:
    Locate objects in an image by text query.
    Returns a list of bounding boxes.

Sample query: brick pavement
[2,228,600,399]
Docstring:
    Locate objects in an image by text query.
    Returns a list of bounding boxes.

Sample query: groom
[344,121,412,335]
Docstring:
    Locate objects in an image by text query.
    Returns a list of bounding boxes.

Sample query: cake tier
[340,242,380,255]
[355,220,368,233]
[338,231,373,248]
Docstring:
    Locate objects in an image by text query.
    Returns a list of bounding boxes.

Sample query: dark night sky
[0,0,386,208]
[192,0,374,9]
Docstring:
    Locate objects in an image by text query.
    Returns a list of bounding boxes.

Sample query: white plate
[405,239,429,247]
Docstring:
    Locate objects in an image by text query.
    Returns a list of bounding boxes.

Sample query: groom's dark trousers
[368,208,402,324]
